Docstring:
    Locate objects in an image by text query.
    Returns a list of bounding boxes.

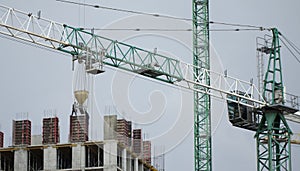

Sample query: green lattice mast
[193,0,211,171]
[255,28,292,171]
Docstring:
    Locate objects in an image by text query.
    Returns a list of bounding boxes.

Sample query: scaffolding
[42,117,59,144]
[69,114,89,143]
[117,119,132,147]
[143,141,151,165]
[12,120,31,146]
[133,129,142,156]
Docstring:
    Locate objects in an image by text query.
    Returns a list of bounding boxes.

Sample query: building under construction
[42,117,59,144]
[0,140,155,171]
[12,120,31,146]
[116,119,132,147]
[133,129,142,156]
[0,62,157,171]
[0,114,156,171]
[69,114,89,143]
[143,141,151,165]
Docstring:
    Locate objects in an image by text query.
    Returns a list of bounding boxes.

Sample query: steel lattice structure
[192,0,211,170]
[255,28,293,171]
[0,4,300,171]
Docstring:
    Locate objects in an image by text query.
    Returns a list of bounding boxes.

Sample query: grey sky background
[0,1,300,171]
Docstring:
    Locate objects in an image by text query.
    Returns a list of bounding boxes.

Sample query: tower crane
[0,3,300,171]
[227,28,299,171]
[193,1,211,170]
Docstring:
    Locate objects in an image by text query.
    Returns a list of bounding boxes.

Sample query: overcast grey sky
[0,1,300,171]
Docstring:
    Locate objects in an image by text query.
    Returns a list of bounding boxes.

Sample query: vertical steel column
[256,28,292,171]
[256,110,292,171]
[263,28,284,105]
[193,0,211,171]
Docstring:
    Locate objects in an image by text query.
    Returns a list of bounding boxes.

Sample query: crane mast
[192,0,211,171]
[255,28,294,171]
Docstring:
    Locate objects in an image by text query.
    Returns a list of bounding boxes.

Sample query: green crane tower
[255,28,295,171]
[193,0,211,171]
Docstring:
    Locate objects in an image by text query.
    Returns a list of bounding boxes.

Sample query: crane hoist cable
[209,21,266,30]
[82,28,263,32]
[279,37,300,64]
[56,0,192,21]
[56,0,269,31]
[281,34,300,53]
[280,34,300,64]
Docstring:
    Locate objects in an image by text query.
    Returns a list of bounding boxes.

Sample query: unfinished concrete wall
[126,150,131,171]
[14,149,27,171]
[44,146,57,170]
[72,143,85,170]
[104,140,117,171]
[104,115,117,140]
[135,158,139,171]
[31,135,42,145]
[122,148,127,171]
